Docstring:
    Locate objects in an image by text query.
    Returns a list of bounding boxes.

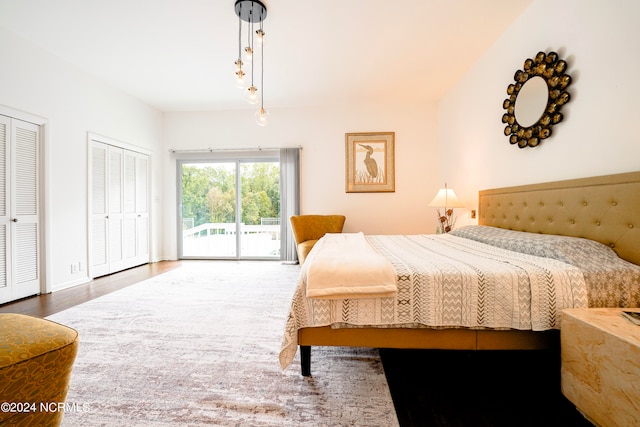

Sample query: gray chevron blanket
[279,228,640,369]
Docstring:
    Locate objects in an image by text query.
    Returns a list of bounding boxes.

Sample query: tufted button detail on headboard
[610,243,616,248]
[477,171,640,266]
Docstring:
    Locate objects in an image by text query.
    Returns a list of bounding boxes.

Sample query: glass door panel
[179,158,280,259]
[239,161,280,258]
[180,162,236,258]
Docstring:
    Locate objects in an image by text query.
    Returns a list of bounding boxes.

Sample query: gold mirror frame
[501,51,572,148]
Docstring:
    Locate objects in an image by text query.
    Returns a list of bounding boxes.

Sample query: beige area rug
[48,261,398,426]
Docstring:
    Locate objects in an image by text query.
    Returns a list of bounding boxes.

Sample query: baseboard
[52,276,91,292]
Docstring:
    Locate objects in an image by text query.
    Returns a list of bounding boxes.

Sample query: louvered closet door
[12,119,40,299]
[135,154,149,265]
[90,140,149,277]
[0,115,41,304]
[123,150,138,268]
[0,115,10,303]
[91,142,126,276]
[107,146,126,273]
[122,151,150,269]
[91,142,109,277]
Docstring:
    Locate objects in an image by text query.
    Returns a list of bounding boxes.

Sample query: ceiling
[0,0,531,112]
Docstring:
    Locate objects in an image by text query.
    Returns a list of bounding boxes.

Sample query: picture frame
[345,132,395,193]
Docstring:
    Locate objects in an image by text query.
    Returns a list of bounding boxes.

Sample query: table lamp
[428,183,464,234]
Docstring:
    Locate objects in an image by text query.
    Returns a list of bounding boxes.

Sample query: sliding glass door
[238,162,281,257]
[180,162,237,257]
[178,155,280,259]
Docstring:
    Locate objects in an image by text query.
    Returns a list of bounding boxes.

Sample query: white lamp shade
[428,187,464,209]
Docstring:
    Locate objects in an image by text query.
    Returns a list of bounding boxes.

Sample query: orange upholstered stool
[0,313,79,427]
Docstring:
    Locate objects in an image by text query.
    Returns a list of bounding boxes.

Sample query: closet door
[123,151,150,269]
[123,150,137,267]
[135,153,150,265]
[90,142,109,277]
[0,115,41,304]
[90,139,149,277]
[107,146,126,273]
[12,119,40,299]
[0,115,10,303]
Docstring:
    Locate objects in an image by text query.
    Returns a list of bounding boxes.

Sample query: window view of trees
[181,162,280,228]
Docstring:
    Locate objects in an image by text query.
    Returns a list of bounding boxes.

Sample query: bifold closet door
[123,150,149,268]
[134,153,149,265]
[90,140,149,278]
[0,115,41,304]
[90,142,126,277]
[107,146,126,273]
[90,141,110,277]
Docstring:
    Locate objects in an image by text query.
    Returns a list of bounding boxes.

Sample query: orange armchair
[289,215,346,264]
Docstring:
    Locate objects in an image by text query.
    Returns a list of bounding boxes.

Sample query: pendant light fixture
[255,19,268,126]
[234,0,268,126]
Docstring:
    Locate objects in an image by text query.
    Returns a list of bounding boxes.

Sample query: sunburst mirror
[501,51,572,148]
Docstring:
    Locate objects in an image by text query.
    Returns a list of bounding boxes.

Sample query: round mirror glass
[514,76,548,127]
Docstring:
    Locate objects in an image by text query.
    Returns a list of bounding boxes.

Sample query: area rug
[48,261,398,426]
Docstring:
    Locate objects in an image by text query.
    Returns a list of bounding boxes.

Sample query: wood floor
[0,261,592,426]
[0,261,182,318]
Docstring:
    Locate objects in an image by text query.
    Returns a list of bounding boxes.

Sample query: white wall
[7,0,632,282]
[439,0,640,224]
[0,27,163,290]
[162,103,439,259]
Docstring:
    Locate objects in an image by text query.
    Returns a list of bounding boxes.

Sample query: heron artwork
[357,144,383,183]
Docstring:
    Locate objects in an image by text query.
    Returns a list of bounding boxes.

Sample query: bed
[279,171,640,376]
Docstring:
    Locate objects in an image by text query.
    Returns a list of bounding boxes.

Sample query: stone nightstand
[561,308,640,427]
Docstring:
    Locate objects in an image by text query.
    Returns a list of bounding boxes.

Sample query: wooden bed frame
[297,171,640,376]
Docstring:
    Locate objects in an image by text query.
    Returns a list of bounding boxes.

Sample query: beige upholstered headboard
[479,171,640,266]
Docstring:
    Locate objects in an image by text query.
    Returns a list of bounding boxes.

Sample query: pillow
[450,225,621,267]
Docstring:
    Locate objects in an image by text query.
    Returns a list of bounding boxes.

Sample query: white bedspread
[279,234,590,370]
[304,232,397,299]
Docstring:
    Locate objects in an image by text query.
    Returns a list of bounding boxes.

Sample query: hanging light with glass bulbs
[234,12,245,88]
[255,20,268,126]
[234,0,268,125]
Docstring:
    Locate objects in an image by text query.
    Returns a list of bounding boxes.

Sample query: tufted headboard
[478,171,640,266]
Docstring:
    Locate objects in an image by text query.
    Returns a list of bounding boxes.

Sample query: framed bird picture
[345,132,395,193]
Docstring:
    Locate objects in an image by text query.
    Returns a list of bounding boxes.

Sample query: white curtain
[279,147,300,263]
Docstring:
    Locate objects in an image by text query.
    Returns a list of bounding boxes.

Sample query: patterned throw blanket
[279,228,640,370]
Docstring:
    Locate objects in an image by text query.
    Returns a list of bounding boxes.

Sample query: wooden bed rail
[298,327,559,376]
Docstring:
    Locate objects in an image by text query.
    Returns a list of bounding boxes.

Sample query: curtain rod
[168,145,302,154]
